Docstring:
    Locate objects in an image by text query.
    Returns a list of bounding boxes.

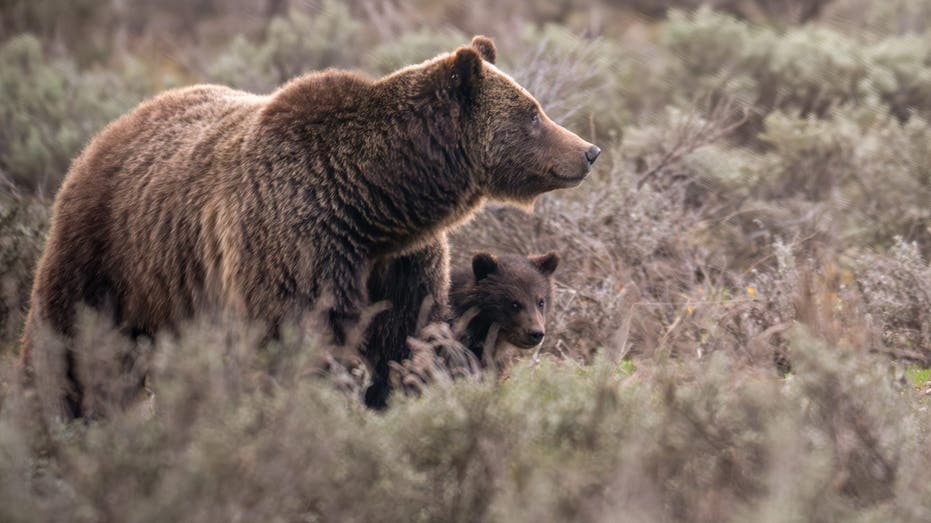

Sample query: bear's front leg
[319,251,368,388]
[320,250,371,359]
[364,237,450,408]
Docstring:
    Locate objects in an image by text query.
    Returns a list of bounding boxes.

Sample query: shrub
[0,195,48,349]
[507,24,630,136]
[366,28,468,74]
[2,327,929,522]
[621,0,833,24]
[0,34,150,193]
[208,1,364,93]
[0,0,114,62]
[662,8,931,125]
[865,32,931,120]
[825,0,931,36]
[757,105,931,252]
[856,239,931,364]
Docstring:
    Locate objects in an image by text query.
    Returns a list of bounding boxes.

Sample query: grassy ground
[1,1,930,521]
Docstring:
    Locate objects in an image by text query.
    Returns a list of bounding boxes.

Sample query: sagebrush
[1,1,930,521]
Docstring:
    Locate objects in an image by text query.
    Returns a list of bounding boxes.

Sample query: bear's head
[391,36,600,205]
[466,251,559,349]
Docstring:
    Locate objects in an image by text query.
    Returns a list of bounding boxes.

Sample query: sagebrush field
[1,1,930,521]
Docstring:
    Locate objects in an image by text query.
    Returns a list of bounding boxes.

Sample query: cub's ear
[530,252,560,277]
[471,35,496,64]
[472,252,498,281]
[447,46,483,99]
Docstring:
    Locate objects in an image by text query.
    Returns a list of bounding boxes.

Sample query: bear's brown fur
[21,36,599,416]
[450,252,559,366]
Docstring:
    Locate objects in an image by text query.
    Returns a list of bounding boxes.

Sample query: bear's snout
[585,145,601,165]
[527,330,544,345]
[545,122,601,185]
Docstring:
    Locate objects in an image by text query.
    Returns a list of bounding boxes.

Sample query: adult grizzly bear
[21,36,600,416]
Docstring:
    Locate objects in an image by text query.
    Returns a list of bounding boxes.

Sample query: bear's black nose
[528,331,544,344]
[585,145,601,165]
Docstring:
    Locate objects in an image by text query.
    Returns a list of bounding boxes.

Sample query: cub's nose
[585,145,601,165]
[528,331,544,344]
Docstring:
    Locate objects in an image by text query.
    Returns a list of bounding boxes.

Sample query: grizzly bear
[449,252,559,366]
[21,35,600,416]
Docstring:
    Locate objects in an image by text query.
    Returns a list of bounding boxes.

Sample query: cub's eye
[530,113,540,125]
[511,301,522,311]
[538,299,545,309]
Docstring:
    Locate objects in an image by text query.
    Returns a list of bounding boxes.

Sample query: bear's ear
[471,35,496,64]
[530,252,560,277]
[447,46,483,99]
[472,252,498,281]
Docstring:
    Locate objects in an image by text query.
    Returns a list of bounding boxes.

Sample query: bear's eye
[538,299,545,309]
[511,301,522,311]
[530,112,540,125]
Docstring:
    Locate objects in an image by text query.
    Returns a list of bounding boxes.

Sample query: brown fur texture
[450,252,559,365]
[21,35,598,416]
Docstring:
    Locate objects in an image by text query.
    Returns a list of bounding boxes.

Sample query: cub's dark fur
[450,252,559,364]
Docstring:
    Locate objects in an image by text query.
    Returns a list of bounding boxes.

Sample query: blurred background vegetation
[1,1,930,521]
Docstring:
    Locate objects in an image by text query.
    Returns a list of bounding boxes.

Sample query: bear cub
[449,252,559,366]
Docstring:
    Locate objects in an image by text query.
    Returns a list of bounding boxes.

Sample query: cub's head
[465,252,559,349]
[389,36,600,204]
